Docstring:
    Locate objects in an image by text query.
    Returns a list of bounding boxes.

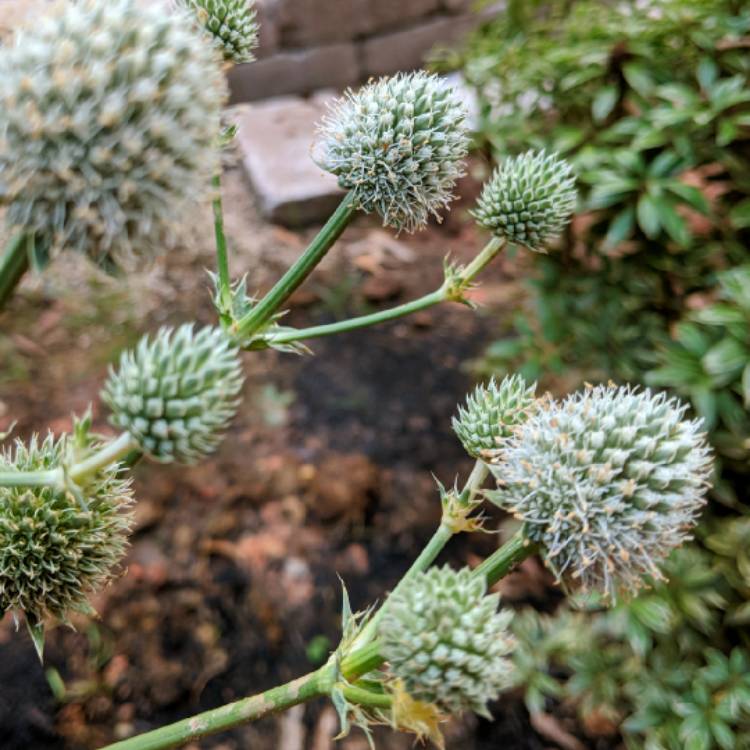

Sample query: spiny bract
[181,0,258,64]
[0,434,133,626]
[102,325,244,464]
[490,385,713,601]
[453,375,538,461]
[0,0,226,267]
[473,150,576,252]
[315,72,469,233]
[379,566,515,717]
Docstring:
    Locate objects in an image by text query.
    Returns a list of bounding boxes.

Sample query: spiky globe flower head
[379,566,514,717]
[102,325,244,464]
[453,375,538,461]
[0,0,226,267]
[0,434,134,628]
[315,72,470,233]
[473,150,576,252]
[490,385,713,601]
[180,0,259,64]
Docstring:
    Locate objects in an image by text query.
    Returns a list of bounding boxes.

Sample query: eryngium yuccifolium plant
[180,0,259,64]
[102,325,244,464]
[0,0,226,266]
[380,566,514,717]
[453,375,537,461]
[491,385,713,600]
[0,434,133,625]
[315,72,470,233]
[473,150,576,252]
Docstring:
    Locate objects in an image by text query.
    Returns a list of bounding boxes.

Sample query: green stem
[472,529,536,588]
[212,173,232,309]
[266,236,505,346]
[99,666,333,750]
[341,684,393,710]
[0,232,31,310]
[236,192,357,338]
[0,468,62,488]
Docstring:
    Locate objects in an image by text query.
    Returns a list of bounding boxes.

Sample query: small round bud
[180,0,259,64]
[102,325,244,464]
[0,0,226,267]
[380,566,515,717]
[0,435,133,625]
[473,150,576,252]
[492,385,713,601]
[315,72,470,233]
[453,375,537,461]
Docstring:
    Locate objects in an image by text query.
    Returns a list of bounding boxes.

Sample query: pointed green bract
[474,150,576,252]
[379,566,515,717]
[490,385,713,601]
[181,0,259,64]
[102,325,245,464]
[453,375,537,461]
[0,434,133,629]
[316,72,470,233]
[0,0,226,268]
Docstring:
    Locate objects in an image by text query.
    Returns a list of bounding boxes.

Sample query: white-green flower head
[379,566,515,717]
[0,0,226,267]
[102,325,244,464]
[315,72,470,233]
[491,385,713,601]
[453,375,538,461]
[180,0,259,64]
[0,434,134,627]
[473,150,576,252]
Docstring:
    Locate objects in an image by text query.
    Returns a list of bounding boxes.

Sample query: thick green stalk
[99,666,333,750]
[472,528,536,587]
[212,173,232,309]
[0,468,62,488]
[341,684,393,710]
[266,236,505,346]
[236,192,357,337]
[0,232,31,310]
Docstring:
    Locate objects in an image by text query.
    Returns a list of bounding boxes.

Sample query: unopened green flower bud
[380,566,515,717]
[474,150,576,252]
[453,375,537,461]
[181,0,259,64]
[315,72,470,233]
[0,435,133,627]
[102,325,244,464]
[491,385,713,601]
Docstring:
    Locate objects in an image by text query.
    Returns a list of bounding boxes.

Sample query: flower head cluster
[315,72,469,233]
[181,0,259,64]
[453,375,538,461]
[0,434,133,626]
[491,385,712,600]
[0,0,226,267]
[474,150,576,252]
[379,566,514,717]
[102,325,244,464]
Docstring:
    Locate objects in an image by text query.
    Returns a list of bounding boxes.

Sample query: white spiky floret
[315,72,470,233]
[101,325,244,464]
[379,566,515,717]
[473,150,576,252]
[490,384,713,601]
[453,375,538,461]
[0,434,134,626]
[0,0,226,267]
[180,0,259,64]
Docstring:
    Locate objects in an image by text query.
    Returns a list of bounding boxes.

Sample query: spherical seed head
[379,566,515,717]
[102,325,244,464]
[0,434,134,625]
[493,385,713,601]
[453,375,537,461]
[315,72,470,233]
[181,0,259,64]
[474,150,576,252]
[0,0,226,267]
